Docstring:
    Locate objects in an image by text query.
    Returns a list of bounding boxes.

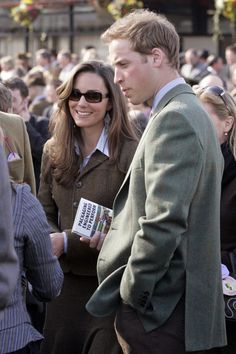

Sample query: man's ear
[23,97,29,108]
[151,48,164,67]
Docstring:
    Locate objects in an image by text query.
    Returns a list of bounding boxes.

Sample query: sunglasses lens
[205,86,232,115]
[69,90,105,103]
[69,89,81,101]
[207,86,224,96]
[85,91,102,103]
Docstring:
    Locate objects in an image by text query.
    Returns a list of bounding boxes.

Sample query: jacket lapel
[79,150,109,179]
[117,84,195,190]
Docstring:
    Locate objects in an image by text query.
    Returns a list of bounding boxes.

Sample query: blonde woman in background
[195,85,236,354]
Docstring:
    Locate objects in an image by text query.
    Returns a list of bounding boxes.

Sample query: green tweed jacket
[0,111,36,195]
[87,84,227,351]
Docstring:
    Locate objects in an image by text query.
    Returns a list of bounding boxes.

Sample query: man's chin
[128,97,141,105]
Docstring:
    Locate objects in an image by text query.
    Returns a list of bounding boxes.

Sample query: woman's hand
[80,231,106,251]
[50,232,64,258]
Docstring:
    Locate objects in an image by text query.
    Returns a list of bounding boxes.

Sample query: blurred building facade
[0,0,234,61]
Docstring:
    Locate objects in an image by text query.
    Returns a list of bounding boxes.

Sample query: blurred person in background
[128,109,148,138]
[198,49,209,65]
[0,127,63,354]
[80,45,100,62]
[24,72,51,116]
[43,78,62,120]
[15,52,32,78]
[57,50,75,82]
[34,49,52,73]
[206,55,225,77]
[5,77,50,193]
[225,44,236,67]
[0,85,36,194]
[180,48,208,85]
[0,82,12,113]
[195,85,236,354]
[198,74,224,89]
[224,43,236,90]
[0,56,17,81]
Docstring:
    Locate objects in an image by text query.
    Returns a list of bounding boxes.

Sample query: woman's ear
[224,116,234,133]
[106,101,112,112]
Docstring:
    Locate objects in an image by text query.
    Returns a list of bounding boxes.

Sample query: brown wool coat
[38,137,138,276]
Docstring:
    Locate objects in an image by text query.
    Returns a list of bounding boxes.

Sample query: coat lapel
[117,84,195,191]
[79,150,109,179]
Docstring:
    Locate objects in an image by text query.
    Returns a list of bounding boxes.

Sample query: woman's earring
[224,132,228,136]
[104,113,111,133]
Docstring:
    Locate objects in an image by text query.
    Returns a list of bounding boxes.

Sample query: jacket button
[73,202,78,208]
[76,181,82,188]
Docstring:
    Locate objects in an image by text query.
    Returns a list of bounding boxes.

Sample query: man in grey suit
[0,143,18,320]
[86,10,227,354]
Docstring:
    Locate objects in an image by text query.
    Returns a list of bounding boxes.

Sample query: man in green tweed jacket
[87,9,227,354]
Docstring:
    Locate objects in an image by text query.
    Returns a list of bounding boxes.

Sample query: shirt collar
[151,77,186,113]
[74,127,109,158]
[96,127,109,157]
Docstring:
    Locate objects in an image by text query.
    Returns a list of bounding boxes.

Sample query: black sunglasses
[69,89,109,103]
[204,86,230,112]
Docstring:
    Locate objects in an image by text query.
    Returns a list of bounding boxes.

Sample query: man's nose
[114,69,122,84]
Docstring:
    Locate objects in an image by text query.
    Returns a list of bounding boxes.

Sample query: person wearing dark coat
[25,113,50,191]
[4,77,50,334]
[38,61,138,354]
[4,77,50,192]
[196,85,236,354]
[0,127,63,354]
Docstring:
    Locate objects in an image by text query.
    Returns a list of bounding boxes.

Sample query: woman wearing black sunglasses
[38,60,138,354]
[195,85,236,354]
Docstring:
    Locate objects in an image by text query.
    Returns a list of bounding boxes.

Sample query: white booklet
[72,198,113,238]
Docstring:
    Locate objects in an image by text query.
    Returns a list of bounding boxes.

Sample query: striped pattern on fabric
[0,183,63,353]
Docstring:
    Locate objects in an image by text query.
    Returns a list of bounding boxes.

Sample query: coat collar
[151,77,186,113]
[117,84,195,191]
[78,150,109,179]
[140,83,194,146]
[151,83,194,118]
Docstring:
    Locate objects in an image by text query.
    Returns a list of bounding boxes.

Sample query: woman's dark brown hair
[45,60,137,186]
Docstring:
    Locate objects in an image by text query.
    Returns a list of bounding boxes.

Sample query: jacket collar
[117,83,195,191]
[151,77,186,113]
[78,150,109,179]
[152,83,194,118]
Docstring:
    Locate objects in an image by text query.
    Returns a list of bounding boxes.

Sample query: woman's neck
[79,126,104,157]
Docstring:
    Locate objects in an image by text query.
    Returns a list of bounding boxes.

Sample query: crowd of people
[1,7,236,354]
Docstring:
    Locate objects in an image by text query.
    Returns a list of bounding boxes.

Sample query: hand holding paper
[80,231,106,251]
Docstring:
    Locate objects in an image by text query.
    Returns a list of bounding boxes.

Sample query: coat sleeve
[120,111,203,309]
[25,117,49,163]
[22,184,63,301]
[0,146,18,318]
[38,147,60,232]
